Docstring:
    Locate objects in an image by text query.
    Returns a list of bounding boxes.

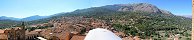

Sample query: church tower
[20,22,26,40]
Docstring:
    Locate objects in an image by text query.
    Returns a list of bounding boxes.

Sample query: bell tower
[21,22,25,30]
[21,22,26,40]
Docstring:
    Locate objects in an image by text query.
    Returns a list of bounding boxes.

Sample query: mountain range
[0,14,191,22]
[0,15,49,21]
[0,3,191,30]
[0,3,191,22]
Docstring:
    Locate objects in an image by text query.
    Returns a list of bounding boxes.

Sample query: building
[0,22,26,40]
[0,29,8,40]
[70,35,85,40]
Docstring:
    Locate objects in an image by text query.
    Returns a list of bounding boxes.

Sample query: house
[70,35,85,40]
[0,30,7,40]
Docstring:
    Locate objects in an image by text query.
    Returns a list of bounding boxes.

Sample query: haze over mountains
[179,15,192,18]
[0,15,49,21]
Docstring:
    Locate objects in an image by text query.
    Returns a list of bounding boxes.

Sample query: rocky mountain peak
[115,3,172,15]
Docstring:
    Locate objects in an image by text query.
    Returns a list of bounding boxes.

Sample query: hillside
[0,19,21,29]
[29,3,191,28]
[23,3,191,39]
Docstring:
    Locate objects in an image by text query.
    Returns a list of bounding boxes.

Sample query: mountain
[101,3,172,15]
[21,15,49,21]
[1,3,190,28]
[0,15,49,28]
[0,15,49,21]
[27,3,191,40]
[29,3,178,24]
[0,16,20,21]
[28,3,191,30]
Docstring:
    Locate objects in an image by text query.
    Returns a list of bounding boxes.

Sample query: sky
[0,0,191,18]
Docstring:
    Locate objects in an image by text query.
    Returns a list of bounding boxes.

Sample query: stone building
[0,29,8,40]
[0,22,26,40]
[8,22,26,40]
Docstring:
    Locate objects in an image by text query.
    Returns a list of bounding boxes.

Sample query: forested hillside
[0,19,21,29]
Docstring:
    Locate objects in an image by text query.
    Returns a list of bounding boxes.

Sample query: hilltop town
[0,17,186,40]
[0,3,191,40]
[0,17,128,40]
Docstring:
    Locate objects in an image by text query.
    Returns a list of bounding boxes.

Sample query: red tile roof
[0,30,5,33]
[70,35,85,40]
[0,34,7,40]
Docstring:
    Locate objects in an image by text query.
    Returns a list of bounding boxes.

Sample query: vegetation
[26,25,53,31]
[0,3,191,39]
[0,19,21,29]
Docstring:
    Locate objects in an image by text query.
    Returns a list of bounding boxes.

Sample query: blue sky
[0,0,191,18]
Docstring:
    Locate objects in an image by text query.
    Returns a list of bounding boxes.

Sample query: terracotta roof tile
[0,30,5,33]
[70,35,85,40]
[0,34,7,39]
